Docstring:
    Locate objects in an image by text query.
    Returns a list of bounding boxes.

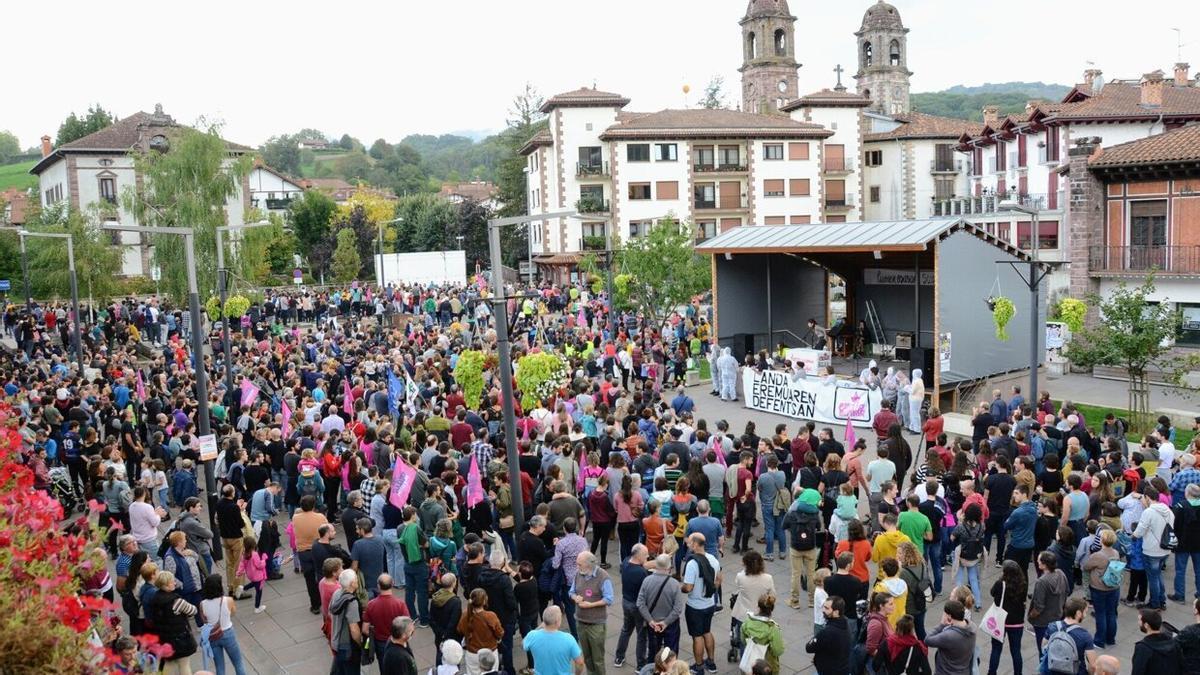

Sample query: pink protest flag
[240,379,260,408]
[389,460,417,509]
[281,399,292,438]
[844,414,857,447]
[135,371,147,402]
[466,454,485,509]
[577,447,588,493]
[712,436,727,467]
[577,307,587,327]
[343,379,354,415]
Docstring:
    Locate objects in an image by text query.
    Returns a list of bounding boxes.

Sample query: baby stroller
[49,466,82,515]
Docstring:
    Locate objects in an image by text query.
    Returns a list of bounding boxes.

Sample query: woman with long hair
[921,407,944,456]
[1089,472,1116,521]
[732,551,776,658]
[457,587,504,675]
[147,571,198,675]
[669,476,698,572]
[882,423,913,487]
[897,542,930,640]
[986,560,1027,675]
[835,519,874,584]
[615,474,644,561]
[587,473,617,568]
[951,503,986,607]
[200,573,248,675]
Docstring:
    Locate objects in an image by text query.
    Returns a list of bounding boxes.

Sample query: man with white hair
[570,550,613,674]
[524,605,584,675]
[328,568,364,674]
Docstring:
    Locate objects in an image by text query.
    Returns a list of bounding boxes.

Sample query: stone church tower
[739,0,800,115]
[854,0,912,115]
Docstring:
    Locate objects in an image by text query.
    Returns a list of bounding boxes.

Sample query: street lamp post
[103,225,214,497]
[997,200,1049,408]
[487,209,574,551]
[18,231,83,375]
[216,221,272,413]
[17,233,31,311]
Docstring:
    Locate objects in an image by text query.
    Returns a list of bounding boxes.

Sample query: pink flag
[389,460,417,509]
[343,379,354,415]
[577,307,586,326]
[466,454,485,509]
[135,371,147,402]
[712,436,727,467]
[577,447,588,493]
[239,379,260,408]
[281,399,292,438]
[844,414,857,447]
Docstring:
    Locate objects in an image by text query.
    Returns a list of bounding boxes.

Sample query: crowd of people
[6,276,1200,675]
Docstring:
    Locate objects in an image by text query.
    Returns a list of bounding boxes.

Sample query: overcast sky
[4,0,1197,149]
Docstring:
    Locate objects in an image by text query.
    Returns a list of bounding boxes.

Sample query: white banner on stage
[742,369,883,427]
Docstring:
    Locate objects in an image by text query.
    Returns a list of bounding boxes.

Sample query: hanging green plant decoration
[1058,297,1087,334]
[454,350,486,409]
[515,352,571,409]
[224,294,251,320]
[992,297,1015,341]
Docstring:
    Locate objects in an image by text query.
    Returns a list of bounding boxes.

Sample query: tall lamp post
[103,224,214,495]
[216,220,272,412]
[487,209,575,549]
[17,232,31,311]
[997,200,1050,407]
[18,231,83,374]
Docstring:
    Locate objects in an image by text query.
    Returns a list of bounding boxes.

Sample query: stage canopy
[696,218,1047,405]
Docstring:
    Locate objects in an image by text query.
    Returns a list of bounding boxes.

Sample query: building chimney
[1141,70,1166,107]
[1025,100,1043,114]
[1066,136,1104,326]
[1082,69,1103,88]
[1175,62,1191,86]
[982,105,1000,127]
[40,135,52,157]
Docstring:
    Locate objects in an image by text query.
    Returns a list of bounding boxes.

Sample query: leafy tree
[369,138,392,160]
[336,153,372,182]
[55,104,116,146]
[393,193,456,253]
[22,202,121,303]
[496,83,547,220]
[1066,274,1195,428]
[699,76,727,109]
[295,128,328,143]
[0,130,19,163]
[507,82,545,130]
[331,227,362,282]
[260,134,302,175]
[617,216,710,329]
[288,189,336,268]
[339,134,355,150]
[330,204,382,277]
[123,124,252,302]
[338,188,396,235]
[235,210,294,283]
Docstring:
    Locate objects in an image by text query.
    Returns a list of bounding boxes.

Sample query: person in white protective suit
[717,347,739,401]
[708,339,722,397]
[907,369,925,434]
[859,359,880,389]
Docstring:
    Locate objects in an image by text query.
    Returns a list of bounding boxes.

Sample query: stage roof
[695,218,1031,260]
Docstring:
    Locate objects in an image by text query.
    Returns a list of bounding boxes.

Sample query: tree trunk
[1128,368,1151,431]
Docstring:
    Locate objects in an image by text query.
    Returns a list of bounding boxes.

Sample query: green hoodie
[741,614,784,672]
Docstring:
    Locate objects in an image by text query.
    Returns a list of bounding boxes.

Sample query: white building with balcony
[782,87,871,222]
[860,111,979,222]
[30,105,252,277]
[520,87,831,282]
[248,163,305,216]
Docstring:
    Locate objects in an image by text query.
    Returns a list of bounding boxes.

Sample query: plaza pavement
[151,382,1195,673]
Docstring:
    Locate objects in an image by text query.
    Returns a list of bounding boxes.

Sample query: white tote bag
[739,638,769,674]
[980,581,1008,642]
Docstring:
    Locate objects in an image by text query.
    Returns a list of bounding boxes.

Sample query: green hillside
[0,161,36,191]
[912,82,1071,122]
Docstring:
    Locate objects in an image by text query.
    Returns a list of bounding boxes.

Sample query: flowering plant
[454,350,487,408]
[0,402,137,672]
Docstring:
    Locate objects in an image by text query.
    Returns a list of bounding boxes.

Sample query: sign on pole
[0,280,10,291]
[197,434,219,462]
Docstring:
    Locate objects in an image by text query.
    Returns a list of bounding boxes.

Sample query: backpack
[686,553,717,598]
[788,511,818,551]
[1161,521,1179,552]
[1101,558,1126,589]
[297,473,322,506]
[773,483,792,516]
[850,614,889,675]
[1044,622,1083,674]
[960,523,984,561]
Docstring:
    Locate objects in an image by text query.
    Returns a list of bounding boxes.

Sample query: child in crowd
[812,568,831,632]
[236,535,268,613]
[153,459,170,514]
[829,483,858,543]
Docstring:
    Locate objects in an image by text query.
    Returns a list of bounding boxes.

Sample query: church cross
[833,64,846,91]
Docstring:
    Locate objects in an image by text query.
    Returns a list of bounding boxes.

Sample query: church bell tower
[739,0,800,115]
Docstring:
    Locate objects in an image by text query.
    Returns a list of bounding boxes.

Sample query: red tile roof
[1088,124,1200,168]
[600,108,831,140]
[1045,81,1200,121]
[864,112,983,141]
[518,129,552,156]
[780,89,871,111]
[1,188,28,226]
[540,88,630,113]
[439,181,498,201]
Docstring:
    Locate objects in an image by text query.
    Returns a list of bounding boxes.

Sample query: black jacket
[215,497,244,539]
[476,567,519,627]
[429,589,463,643]
[1132,632,1182,675]
[1173,501,1200,552]
[341,506,368,550]
[378,641,417,675]
[806,615,851,675]
[1177,623,1200,675]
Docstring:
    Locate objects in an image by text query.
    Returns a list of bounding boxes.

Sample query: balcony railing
[694,162,748,173]
[931,192,1062,217]
[265,197,294,210]
[576,162,609,178]
[825,194,855,208]
[575,197,610,214]
[580,235,607,251]
[1089,245,1200,275]
[930,159,963,173]
[824,157,854,173]
[694,196,748,210]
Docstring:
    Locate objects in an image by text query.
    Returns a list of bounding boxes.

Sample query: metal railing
[265,198,293,210]
[1089,245,1200,275]
[825,194,855,208]
[694,196,748,210]
[931,192,1060,216]
[574,197,610,214]
[576,162,609,178]
[693,162,748,173]
[824,157,854,173]
[930,159,963,173]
